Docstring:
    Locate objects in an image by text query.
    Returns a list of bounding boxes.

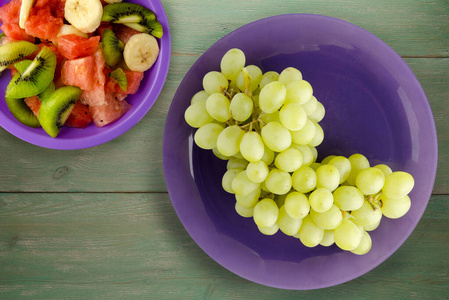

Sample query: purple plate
[163,14,438,290]
[0,0,170,150]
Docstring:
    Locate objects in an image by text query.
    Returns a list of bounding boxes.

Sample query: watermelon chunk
[114,24,140,45]
[0,0,34,42]
[25,5,63,41]
[57,35,100,60]
[24,95,41,116]
[105,69,144,96]
[61,56,96,91]
[89,94,131,127]
[65,101,92,128]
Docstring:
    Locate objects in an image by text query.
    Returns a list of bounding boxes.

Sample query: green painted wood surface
[0,0,448,298]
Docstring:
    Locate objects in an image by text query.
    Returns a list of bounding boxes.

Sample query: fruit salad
[0,0,162,137]
[185,48,415,255]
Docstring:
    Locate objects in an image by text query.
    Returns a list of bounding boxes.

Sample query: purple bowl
[163,14,438,290]
[0,0,170,150]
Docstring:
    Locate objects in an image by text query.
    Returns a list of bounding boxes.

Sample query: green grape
[364,218,381,231]
[320,230,335,247]
[333,219,363,251]
[301,95,318,116]
[274,148,303,173]
[237,65,263,92]
[203,71,228,94]
[194,123,224,150]
[261,122,292,152]
[232,152,245,160]
[184,98,214,128]
[284,80,313,105]
[308,122,324,147]
[351,230,372,255]
[240,131,265,163]
[355,167,385,195]
[298,215,324,247]
[259,81,287,113]
[235,187,261,208]
[328,156,351,184]
[190,90,210,104]
[205,93,231,122]
[379,194,411,219]
[260,180,269,192]
[260,144,275,165]
[374,164,393,177]
[258,223,279,235]
[308,101,325,122]
[212,148,230,160]
[216,125,245,157]
[229,93,253,122]
[291,119,317,145]
[382,171,415,199]
[259,71,279,90]
[253,198,279,228]
[222,168,243,194]
[278,67,303,86]
[235,202,254,218]
[260,111,280,123]
[310,146,318,163]
[227,157,248,170]
[321,155,336,164]
[310,162,321,171]
[316,164,340,192]
[333,186,364,211]
[220,48,246,83]
[309,187,334,213]
[284,191,310,219]
[246,161,269,183]
[310,205,343,230]
[277,205,303,236]
[289,144,314,166]
[279,103,308,131]
[231,170,260,196]
[346,153,370,186]
[292,165,317,193]
[351,200,382,230]
[265,168,292,195]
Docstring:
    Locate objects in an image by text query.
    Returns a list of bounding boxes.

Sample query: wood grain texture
[0,193,447,299]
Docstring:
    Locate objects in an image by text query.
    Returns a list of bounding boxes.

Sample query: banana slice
[19,0,35,29]
[64,0,103,33]
[123,33,159,72]
[57,24,89,38]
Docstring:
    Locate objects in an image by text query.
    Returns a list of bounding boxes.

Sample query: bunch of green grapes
[184,48,414,255]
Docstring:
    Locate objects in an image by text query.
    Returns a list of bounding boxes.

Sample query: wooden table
[1,0,448,298]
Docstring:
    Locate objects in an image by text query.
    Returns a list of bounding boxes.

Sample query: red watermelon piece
[61,55,96,91]
[25,4,63,41]
[0,0,34,42]
[65,101,92,128]
[114,24,140,45]
[89,93,131,127]
[24,95,41,116]
[57,35,100,60]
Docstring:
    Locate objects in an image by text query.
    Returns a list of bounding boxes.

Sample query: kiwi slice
[5,47,57,99]
[102,29,124,68]
[5,96,40,128]
[108,68,127,92]
[0,41,39,73]
[101,3,163,38]
[14,59,32,74]
[38,81,56,101]
[38,86,82,138]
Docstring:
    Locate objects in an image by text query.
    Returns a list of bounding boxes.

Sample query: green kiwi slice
[102,3,156,23]
[38,81,56,101]
[108,68,127,92]
[101,3,163,38]
[5,47,57,99]
[102,29,124,68]
[14,59,32,74]
[0,41,39,73]
[5,96,40,128]
[38,86,82,138]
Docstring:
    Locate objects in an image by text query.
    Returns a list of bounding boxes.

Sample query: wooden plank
[0,57,447,193]
[167,0,449,57]
[0,193,447,299]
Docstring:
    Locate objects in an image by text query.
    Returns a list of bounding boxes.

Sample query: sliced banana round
[123,33,159,72]
[64,0,103,33]
[57,24,88,38]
